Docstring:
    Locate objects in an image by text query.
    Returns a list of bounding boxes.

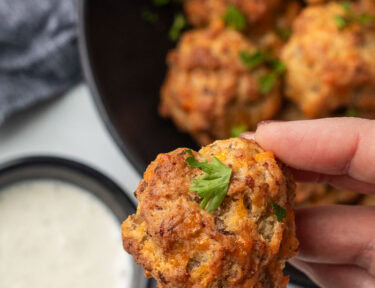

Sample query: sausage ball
[184,0,281,29]
[122,138,298,288]
[281,2,375,118]
[160,26,282,145]
[295,183,360,207]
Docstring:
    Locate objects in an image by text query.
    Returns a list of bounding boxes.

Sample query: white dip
[0,180,133,288]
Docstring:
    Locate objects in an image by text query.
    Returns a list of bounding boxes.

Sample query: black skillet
[78,1,317,286]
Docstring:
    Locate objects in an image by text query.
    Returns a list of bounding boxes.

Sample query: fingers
[295,206,375,276]
[253,118,375,185]
[290,259,375,288]
[290,169,375,195]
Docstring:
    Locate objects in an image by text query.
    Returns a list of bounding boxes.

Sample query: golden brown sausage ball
[183,0,281,29]
[281,2,375,118]
[160,26,282,145]
[122,138,298,288]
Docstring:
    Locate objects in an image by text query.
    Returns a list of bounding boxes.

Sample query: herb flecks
[169,13,187,41]
[142,9,159,24]
[240,51,267,69]
[345,107,358,117]
[259,60,286,94]
[230,124,248,137]
[272,203,287,222]
[185,150,232,212]
[223,5,247,31]
[240,50,286,94]
[335,1,375,30]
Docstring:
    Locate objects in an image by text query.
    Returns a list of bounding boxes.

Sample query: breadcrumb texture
[122,138,298,288]
[281,2,375,118]
[160,26,281,145]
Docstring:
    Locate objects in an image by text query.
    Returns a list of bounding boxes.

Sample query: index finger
[254,118,375,185]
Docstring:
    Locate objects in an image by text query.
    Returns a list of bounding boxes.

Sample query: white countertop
[0,84,141,203]
[0,83,302,288]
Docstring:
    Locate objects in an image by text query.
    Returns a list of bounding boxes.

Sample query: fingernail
[257,120,284,128]
[240,131,255,140]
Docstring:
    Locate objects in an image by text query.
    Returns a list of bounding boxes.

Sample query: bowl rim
[0,155,156,288]
[77,0,145,176]
[0,155,136,209]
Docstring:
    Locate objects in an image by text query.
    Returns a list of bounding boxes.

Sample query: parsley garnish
[142,9,159,24]
[223,5,246,31]
[230,124,248,137]
[272,203,287,222]
[335,15,350,30]
[240,51,286,94]
[277,27,292,41]
[358,13,375,25]
[169,13,187,41]
[259,60,286,94]
[335,1,375,30]
[345,107,358,117]
[185,150,232,212]
[240,51,267,69]
[341,0,351,12]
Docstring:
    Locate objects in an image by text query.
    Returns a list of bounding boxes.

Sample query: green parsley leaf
[259,74,277,94]
[345,107,358,117]
[272,203,287,222]
[240,51,267,69]
[334,15,350,30]
[341,0,351,12]
[185,149,232,212]
[230,124,248,137]
[357,13,375,25]
[276,27,292,41]
[223,5,246,31]
[259,60,286,94]
[142,9,159,24]
[169,13,187,41]
[152,0,170,6]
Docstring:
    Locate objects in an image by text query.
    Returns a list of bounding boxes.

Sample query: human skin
[241,118,375,288]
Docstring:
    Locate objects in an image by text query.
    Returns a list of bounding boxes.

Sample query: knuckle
[357,241,375,277]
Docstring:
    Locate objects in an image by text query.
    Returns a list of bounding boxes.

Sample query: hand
[242,118,375,288]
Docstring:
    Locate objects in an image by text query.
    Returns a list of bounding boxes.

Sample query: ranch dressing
[0,180,133,288]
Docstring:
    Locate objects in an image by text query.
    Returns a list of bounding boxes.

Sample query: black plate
[0,156,152,288]
[78,1,316,287]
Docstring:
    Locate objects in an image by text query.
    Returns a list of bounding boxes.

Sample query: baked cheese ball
[183,0,281,29]
[122,138,299,288]
[281,2,375,118]
[160,26,282,145]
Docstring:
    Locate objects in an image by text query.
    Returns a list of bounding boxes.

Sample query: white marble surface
[0,83,303,288]
[0,84,141,203]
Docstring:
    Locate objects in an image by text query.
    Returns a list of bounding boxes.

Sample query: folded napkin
[0,0,81,124]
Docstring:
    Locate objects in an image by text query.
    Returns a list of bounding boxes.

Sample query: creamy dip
[0,180,133,288]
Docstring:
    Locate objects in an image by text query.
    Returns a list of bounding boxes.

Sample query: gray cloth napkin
[0,0,81,124]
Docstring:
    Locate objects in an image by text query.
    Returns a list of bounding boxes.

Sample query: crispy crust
[122,138,298,288]
[160,26,282,145]
[281,2,375,118]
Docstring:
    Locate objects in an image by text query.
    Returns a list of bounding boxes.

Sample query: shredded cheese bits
[255,152,275,162]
